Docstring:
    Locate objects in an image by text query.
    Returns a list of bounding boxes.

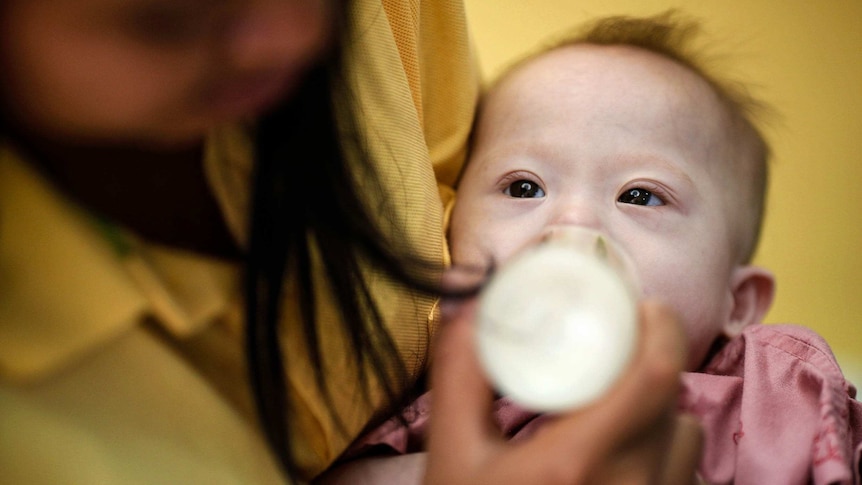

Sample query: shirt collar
[0,145,238,382]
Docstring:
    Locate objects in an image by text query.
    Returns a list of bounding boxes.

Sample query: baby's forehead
[486,44,741,160]
[497,44,724,111]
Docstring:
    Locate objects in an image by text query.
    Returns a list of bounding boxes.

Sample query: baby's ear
[724,265,775,339]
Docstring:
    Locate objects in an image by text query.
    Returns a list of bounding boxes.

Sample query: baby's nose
[539,224,608,246]
[547,200,606,234]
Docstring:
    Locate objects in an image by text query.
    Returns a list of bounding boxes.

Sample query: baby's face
[450,45,743,369]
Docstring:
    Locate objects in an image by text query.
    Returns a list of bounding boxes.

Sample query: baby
[326,12,862,484]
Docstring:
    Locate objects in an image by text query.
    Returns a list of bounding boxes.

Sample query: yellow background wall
[463,0,862,383]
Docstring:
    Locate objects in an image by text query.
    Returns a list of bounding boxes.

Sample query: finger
[425,298,500,480]
[659,414,704,485]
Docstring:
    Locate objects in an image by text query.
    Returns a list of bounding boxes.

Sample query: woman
[0,0,695,483]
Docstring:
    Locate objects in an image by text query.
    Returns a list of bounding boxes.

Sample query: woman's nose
[225,0,332,73]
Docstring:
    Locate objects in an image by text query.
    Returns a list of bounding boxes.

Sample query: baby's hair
[489,10,772,263]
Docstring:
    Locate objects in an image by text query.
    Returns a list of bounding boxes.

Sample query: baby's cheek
[449,233,492,268]
[450,219,513,268]
[642,283,702,362]
[672,291,726,370]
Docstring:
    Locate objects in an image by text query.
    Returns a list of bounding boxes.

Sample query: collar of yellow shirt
[0,146,240,383]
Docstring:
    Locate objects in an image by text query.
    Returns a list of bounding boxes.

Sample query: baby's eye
[505,180,545,198]
[618,188,663,206]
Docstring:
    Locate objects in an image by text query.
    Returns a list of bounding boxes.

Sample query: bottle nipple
[475,227,639,412]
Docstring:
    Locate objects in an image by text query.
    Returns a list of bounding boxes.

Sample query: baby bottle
[475,227,640,412]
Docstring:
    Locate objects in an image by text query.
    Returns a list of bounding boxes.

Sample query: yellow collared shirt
[0,0,478,482]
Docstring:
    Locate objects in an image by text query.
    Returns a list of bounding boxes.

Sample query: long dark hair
[244,2,450,478]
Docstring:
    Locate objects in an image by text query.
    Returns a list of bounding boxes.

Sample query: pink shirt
[346,324,862,484]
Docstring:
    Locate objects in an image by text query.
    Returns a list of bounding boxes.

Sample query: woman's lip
[207,72,297,117]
